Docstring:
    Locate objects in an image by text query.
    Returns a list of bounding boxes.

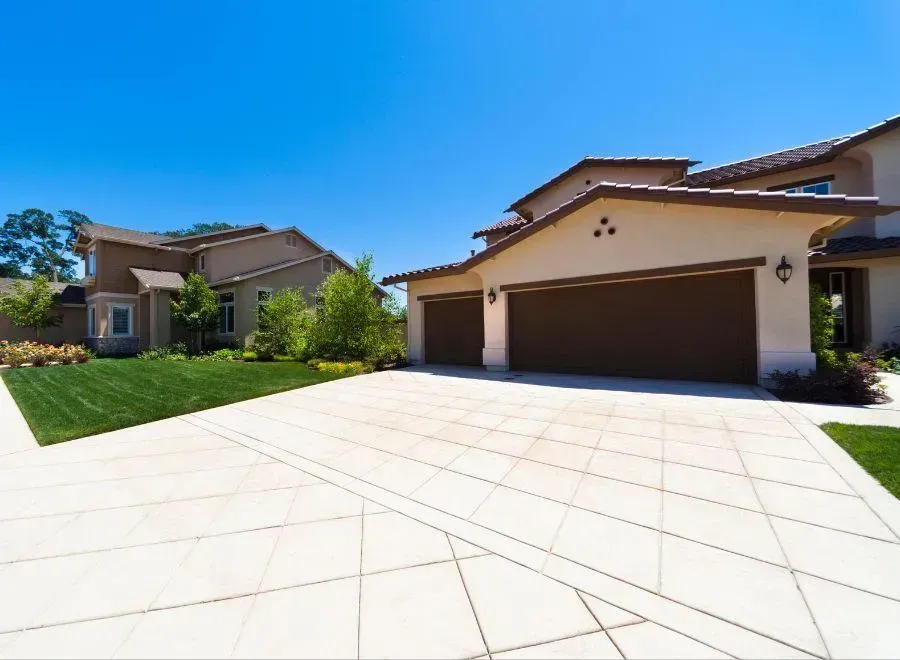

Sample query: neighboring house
[0,279,86,343]
[65,223,359,355]
[382,114,900,384]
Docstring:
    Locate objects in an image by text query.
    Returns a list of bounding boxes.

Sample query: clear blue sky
[2,1,898,284]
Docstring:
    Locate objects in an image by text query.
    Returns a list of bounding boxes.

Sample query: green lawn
[2,358,343,446]
[821,422,900,499]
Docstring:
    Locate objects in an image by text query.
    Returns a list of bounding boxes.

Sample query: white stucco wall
[866,262,900,347]
[406,272,484,364]
[521,166,683,220]
[407,197,847,381]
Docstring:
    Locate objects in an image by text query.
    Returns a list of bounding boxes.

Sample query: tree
[309,254,406,364]
[0,209,92,282]
[251,288,313,358]
[0,262,26,279]
[160,222,243,239]
[0,276,61,340]
[170,273,220,353]
[809,283,835,353]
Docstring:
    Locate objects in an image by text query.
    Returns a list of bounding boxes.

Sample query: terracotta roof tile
[472,216,530,238]
[809,235,900,257]
[686,113,900,187]
[381,262,462,286]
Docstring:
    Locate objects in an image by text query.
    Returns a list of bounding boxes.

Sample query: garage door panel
[424,297,484,366]
[508,270,756,383]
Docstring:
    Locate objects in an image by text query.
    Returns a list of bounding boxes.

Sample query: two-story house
[69,223,356,354]
[382,114,900,384]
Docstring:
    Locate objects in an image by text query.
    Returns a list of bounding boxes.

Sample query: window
[286,234,298,248]
[829,272,848,344]
[198,253,206,272]
[322,256,334,274]
[87,305,96,336]
[217,291,235,334]
[87,250,96,277]
[109,304,132,336]
[256,287,273,325]
[783,181,831,195]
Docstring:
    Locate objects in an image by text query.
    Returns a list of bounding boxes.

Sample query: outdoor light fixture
[487,287,497,305]
[776,256,793,284]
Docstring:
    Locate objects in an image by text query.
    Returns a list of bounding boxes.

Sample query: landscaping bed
[821,422,900,499]
[1,358,345,445]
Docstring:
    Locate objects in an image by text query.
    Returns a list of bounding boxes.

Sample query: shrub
[313,360,375,376]
[242,350,258,362]
[138,342,189,361]
[192,348,243,362]
[809,283,834,354]
[307,357,323,370]
[251,288,313,359]
[0,276,62,340]
[0,341,91,368]
[170,273,219,354]
[770,348,886,405]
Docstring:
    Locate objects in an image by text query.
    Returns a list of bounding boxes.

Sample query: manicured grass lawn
[821,422,900,499]
[2,358,343,445]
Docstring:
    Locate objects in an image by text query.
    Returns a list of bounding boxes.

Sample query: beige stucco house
[57,223,359,354]
[383,114,900,384]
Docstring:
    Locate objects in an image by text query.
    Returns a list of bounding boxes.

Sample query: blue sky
[2,1,898,284]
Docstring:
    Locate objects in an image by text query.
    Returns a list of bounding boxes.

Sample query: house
[0,279,86,343]
[382,114,900,384]
[63,223,355,355]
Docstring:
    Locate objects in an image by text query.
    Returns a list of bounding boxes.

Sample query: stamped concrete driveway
[1,367,899,658]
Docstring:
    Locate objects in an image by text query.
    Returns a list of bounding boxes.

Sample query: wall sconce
[487,287,497,305]
[776,256,793,284]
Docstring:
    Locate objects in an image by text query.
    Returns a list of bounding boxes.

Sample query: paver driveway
[1,367,899,658]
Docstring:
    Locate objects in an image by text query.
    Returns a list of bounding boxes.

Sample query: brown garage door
[508,269,757,383]
[424,296,484,366]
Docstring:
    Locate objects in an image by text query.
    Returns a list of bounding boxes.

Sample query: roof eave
[381,267,464,286]
[810,246,900,264]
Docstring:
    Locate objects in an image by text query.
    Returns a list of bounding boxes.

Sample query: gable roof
[505,156,699,213]
[187,226,326,254]
[154,224,269,246]
[78,223,168,245]
[383,182,898,285]
[472,216,529,239]
[0,278,85,305]
[129,268,186,291]
[686,113,900,188]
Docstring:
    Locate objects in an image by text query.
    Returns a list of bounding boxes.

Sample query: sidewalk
[0,373,39,456]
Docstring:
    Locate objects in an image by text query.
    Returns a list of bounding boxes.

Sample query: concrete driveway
[1,367,899,658]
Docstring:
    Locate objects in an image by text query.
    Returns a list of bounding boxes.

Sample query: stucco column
[149,290,157,347]
[406,289,424,364]
[756,255,816,380]
[482,285,508,370]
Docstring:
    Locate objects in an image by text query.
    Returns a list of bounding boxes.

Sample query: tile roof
[505,156,699,212]
[129,268,186,290]
[381,262,462,286]
[386,183,899,285]
[809,235,900,257]
[472,216,530,239]
[79,223,167,245]
[0,278,85,305]
[686,113,900,187]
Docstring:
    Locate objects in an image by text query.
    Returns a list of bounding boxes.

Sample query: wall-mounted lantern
[487,287,497,305]
[776,256,793,284]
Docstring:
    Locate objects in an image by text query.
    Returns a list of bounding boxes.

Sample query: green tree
[160,222,243,238]
[251,287,313,358]
[310,254,406,364]
[0,276,61,340]
[170,273,220,353]
[810,283,835,352]
[0,262,26,279]
[0,209,92,282]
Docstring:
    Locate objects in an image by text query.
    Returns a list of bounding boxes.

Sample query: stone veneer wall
[83,336,140,356]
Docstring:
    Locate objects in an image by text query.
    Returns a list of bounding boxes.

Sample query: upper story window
[769,176,833,196]
[322,256,334,274]
[109,304,132,337]
[87,249,96,277]
[217,291,235,334]
[286,234,299,248]
[198,253,206,272]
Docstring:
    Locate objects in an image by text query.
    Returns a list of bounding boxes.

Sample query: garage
[507,269,758,383]
[423,294,484,366]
